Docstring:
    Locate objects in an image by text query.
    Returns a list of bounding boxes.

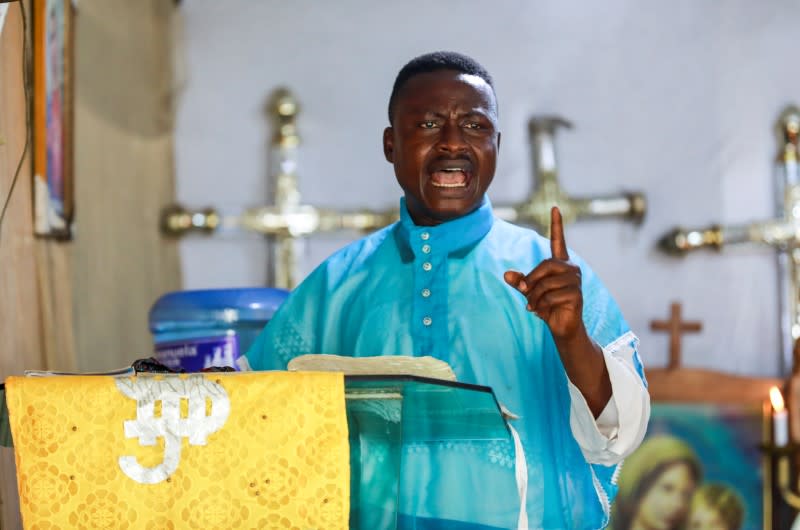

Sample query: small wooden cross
[650,302,703,369]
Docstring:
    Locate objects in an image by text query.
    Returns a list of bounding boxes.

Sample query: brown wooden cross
[650,302,703,369]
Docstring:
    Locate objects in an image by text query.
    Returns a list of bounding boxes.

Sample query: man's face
[383,70,500,226]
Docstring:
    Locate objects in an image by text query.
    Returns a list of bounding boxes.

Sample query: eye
[464,122,483,130]
[419,120,438,129]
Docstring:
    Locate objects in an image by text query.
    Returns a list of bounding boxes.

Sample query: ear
[383,127,394,163]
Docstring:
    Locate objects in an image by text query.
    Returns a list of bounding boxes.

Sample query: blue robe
[247,197,646,529]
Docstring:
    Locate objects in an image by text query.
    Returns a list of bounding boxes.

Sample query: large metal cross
[162,90,647,288]
[494,117,646,234]
[658,106,800,375]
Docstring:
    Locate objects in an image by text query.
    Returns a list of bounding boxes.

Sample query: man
[246,51,649,529]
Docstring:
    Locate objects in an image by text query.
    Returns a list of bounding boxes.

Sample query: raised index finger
[550,206,569,260]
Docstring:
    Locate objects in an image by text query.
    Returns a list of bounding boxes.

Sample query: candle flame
[770,386,786,412]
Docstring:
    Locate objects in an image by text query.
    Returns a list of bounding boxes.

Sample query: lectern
[0,374,519,530]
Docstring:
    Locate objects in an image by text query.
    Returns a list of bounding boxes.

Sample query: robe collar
[394,196,494,259]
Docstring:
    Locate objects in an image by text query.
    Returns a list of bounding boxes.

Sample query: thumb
[504,270,524,287]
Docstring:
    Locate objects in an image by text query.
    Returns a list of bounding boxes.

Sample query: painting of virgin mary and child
[606,403,763,530]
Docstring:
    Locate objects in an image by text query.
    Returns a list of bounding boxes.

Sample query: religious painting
[604,358,796,530]
[32,0,74,238]
[605,402,769,530]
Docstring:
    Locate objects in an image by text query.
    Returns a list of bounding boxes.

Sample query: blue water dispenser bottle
[149,288,289,372]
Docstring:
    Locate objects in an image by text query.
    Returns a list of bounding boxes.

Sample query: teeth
[431,168,467,188]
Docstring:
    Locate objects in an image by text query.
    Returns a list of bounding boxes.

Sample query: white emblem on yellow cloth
[114,375,230,484]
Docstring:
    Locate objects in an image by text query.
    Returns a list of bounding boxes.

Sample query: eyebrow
[417,109,494,120]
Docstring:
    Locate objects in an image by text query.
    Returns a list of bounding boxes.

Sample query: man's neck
[404,199,484,227]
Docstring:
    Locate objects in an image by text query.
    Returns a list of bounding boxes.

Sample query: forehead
[688,507,723,524]
[394,70,497,115]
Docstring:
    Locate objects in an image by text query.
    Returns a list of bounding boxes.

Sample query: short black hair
[387,51,495,124]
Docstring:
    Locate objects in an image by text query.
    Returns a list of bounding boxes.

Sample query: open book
[288,355,519,421]
[287,354,457,382]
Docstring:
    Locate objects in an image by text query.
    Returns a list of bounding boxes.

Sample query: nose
[664,493,689,518]
[437,120,468,153]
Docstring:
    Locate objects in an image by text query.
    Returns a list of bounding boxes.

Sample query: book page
[287,354,457,382]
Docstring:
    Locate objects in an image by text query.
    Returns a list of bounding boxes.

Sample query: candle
[770,386,789,447]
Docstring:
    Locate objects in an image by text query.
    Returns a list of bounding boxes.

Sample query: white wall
[174,0,800,377]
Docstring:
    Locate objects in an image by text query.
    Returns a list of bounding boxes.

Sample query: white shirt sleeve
[566,331,650,465]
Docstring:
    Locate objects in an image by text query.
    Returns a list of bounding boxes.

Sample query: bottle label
[155,336,240,372]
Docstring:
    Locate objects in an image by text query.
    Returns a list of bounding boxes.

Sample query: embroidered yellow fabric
[6,371,349,529]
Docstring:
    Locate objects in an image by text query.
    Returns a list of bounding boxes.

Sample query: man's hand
[504,206,611,417]
[503,206,583,341]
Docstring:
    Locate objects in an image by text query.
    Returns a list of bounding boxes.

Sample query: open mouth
[432,168,469,188]
[428,159,473,189]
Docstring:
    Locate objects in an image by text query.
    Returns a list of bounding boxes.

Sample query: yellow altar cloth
[5,371,349,529]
